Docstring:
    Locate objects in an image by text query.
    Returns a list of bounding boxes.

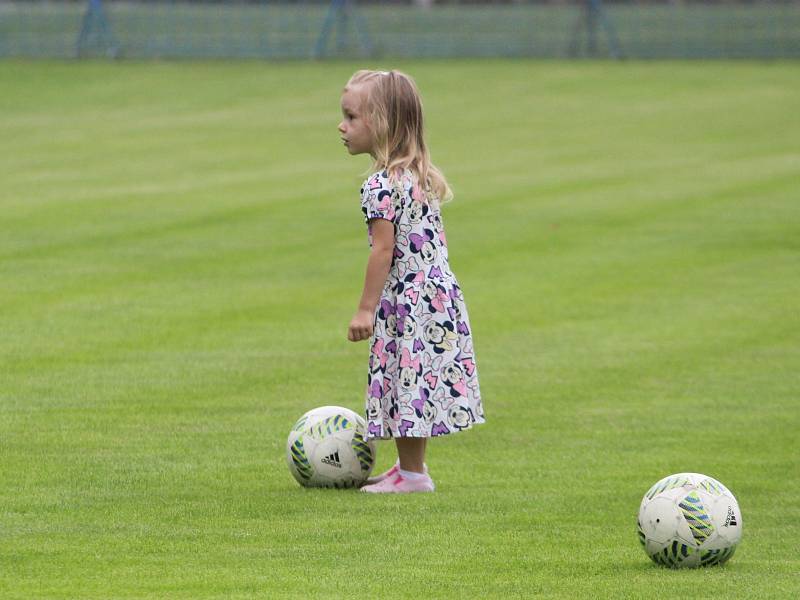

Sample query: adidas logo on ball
[321,451,342,468]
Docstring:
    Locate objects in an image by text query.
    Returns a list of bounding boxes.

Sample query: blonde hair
[345,69,453,204]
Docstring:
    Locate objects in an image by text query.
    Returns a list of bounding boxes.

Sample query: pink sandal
[361,471,435,494]
[363,462,428,486]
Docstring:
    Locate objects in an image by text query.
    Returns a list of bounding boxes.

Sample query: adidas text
[321,451,342,468]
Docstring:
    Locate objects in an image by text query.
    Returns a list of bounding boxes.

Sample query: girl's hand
[348,309,374,342]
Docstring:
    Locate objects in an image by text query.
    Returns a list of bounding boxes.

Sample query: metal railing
[1,0,798,59]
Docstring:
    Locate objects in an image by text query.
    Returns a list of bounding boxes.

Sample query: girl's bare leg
[395,437,427,473]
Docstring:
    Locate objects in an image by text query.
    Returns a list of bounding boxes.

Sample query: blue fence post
[77,0,119,58]
[591,0,624,59]
[353,2,374,56]
[315,0,342,58]
[314,0,373,59]
[568,0,624,59]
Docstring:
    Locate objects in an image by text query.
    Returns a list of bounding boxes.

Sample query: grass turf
[1,60,798,598]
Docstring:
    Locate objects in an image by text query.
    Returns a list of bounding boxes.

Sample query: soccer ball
[637,473,742,568]
[286,406,376,489]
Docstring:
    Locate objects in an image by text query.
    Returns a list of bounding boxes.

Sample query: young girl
[338,69,484,493]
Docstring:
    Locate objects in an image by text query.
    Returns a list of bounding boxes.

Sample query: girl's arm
[348,219,394,342]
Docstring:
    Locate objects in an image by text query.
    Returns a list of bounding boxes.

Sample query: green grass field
[1,60,799,598]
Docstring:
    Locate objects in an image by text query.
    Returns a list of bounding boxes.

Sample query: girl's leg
[364,438,428,485]
[395,437,427,474]
[361,437,434,492]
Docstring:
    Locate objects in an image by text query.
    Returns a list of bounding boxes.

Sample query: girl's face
[339,85,374,157]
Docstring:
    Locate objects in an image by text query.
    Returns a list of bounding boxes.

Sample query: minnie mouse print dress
[360,169,485,439]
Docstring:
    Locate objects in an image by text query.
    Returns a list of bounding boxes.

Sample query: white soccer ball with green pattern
[286,406,376,488]
[637,473,742,568]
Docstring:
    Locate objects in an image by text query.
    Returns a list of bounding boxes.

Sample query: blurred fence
[1,0,799,59]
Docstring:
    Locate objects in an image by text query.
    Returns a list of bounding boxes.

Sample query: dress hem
[365,418,486,441]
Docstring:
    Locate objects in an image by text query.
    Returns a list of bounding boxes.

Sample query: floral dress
[360,169,485,439]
